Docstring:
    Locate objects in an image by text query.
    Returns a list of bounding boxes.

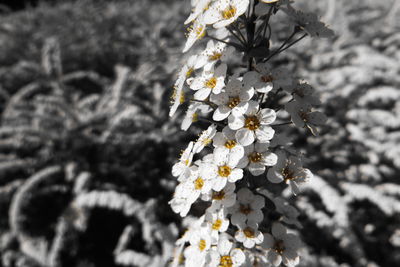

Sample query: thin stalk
[264,32,307,62]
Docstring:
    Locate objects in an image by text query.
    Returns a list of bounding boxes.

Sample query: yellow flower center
[205,77,217,88]
[194,177,204,190]
[240,204,252,215]
[261,75,274,83]
[195,26,206,39]
[202,138,212,146]
[219,255,233,267]
[299,110,309,122]
[218,165,231,177]
[192,112,198,122]
[212,190,225,200]
[243,227,255,238]
[245,116,260,130]
[209,52,222,61]
[224,140,237,149]
[199,239,207,251]
[212,219,223,230]
[186,67,194,78]
[171,87,185,104]
[282,162,300,182]
[227,96,240,109]
[222,6,236,20]
[274,240,285,255]
[249,152,263,163]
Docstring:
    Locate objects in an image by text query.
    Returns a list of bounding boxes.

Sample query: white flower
[212,126,245,160]
[170,165,214,217]
[190,63,227,100]
[244,63,293,93]
[205,208,230,241]
[229,188,265,225]
[181,102,212,131]
[202,182,237,211]
[183,17,207,53]
[243,251,272,267]
[210,78,254,121]
[170,55,199,117]
[185,0,213,25]
[282,4,334,38]
[208,235,246,267]
[201,146,243,191]
[290,83,321,106]
[261,223,301,267]
[169,181,195,217]
[204,0,249,28]
[267,151,313,195]
[172,141,194,178]
[195,40,234,71]
[273,197,302,228]
[184,227,212,266]
[228,100,276,146]
[235,221,264,248]
[194,124,218,153]
[285,101,327,135]
[237,142,278,176]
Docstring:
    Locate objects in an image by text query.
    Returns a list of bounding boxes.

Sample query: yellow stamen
[194,177,204,190]
[245,116,260,130]
[243,227,255,238]
[219,255,233,267]
[186,67,194,78]
[192,112,198,122]
[222,6,236,20]
[274,240,285,255]
[227,96,240,109]
[212,190,225,200]
[218,165,231,177]
[199,239,207,251]
[261,75,274,83]
[224,140,237,149]
[209,52,222,61]
[212,219,222,230]
[240,204,252,215]
[249,152,262,163]
[205,77,217,88]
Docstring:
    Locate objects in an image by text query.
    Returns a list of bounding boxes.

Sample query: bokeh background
[0,0,399,266]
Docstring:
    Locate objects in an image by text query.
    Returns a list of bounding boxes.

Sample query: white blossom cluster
[168,0,333,266]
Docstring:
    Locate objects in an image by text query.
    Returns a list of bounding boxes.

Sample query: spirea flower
[261,223,301,267]
[267,151,313,195]
[194,124,218,153]
[235,221,264,248]
[204,0,250,28]
[208,234,246,267]
[237,142,278,176]
[202,182,237,211]
[210,78,254,121]
[183,17,207,52]
[190,63,227,100]
[212,126,245,160]
[170,55,199,117]
[285,101,327,135]
[172,141,194,179]
[195,40,234,71]
[229,188,265,225]
[228,100,276,146]
[201,146,243,191]
[282,4,334,38]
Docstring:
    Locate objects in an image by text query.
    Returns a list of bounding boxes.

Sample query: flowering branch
[168,0,334,266]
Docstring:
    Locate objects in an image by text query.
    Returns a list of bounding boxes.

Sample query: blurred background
[0,0,399,266]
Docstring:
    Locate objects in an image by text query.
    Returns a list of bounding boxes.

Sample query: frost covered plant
[168,0,333,266]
